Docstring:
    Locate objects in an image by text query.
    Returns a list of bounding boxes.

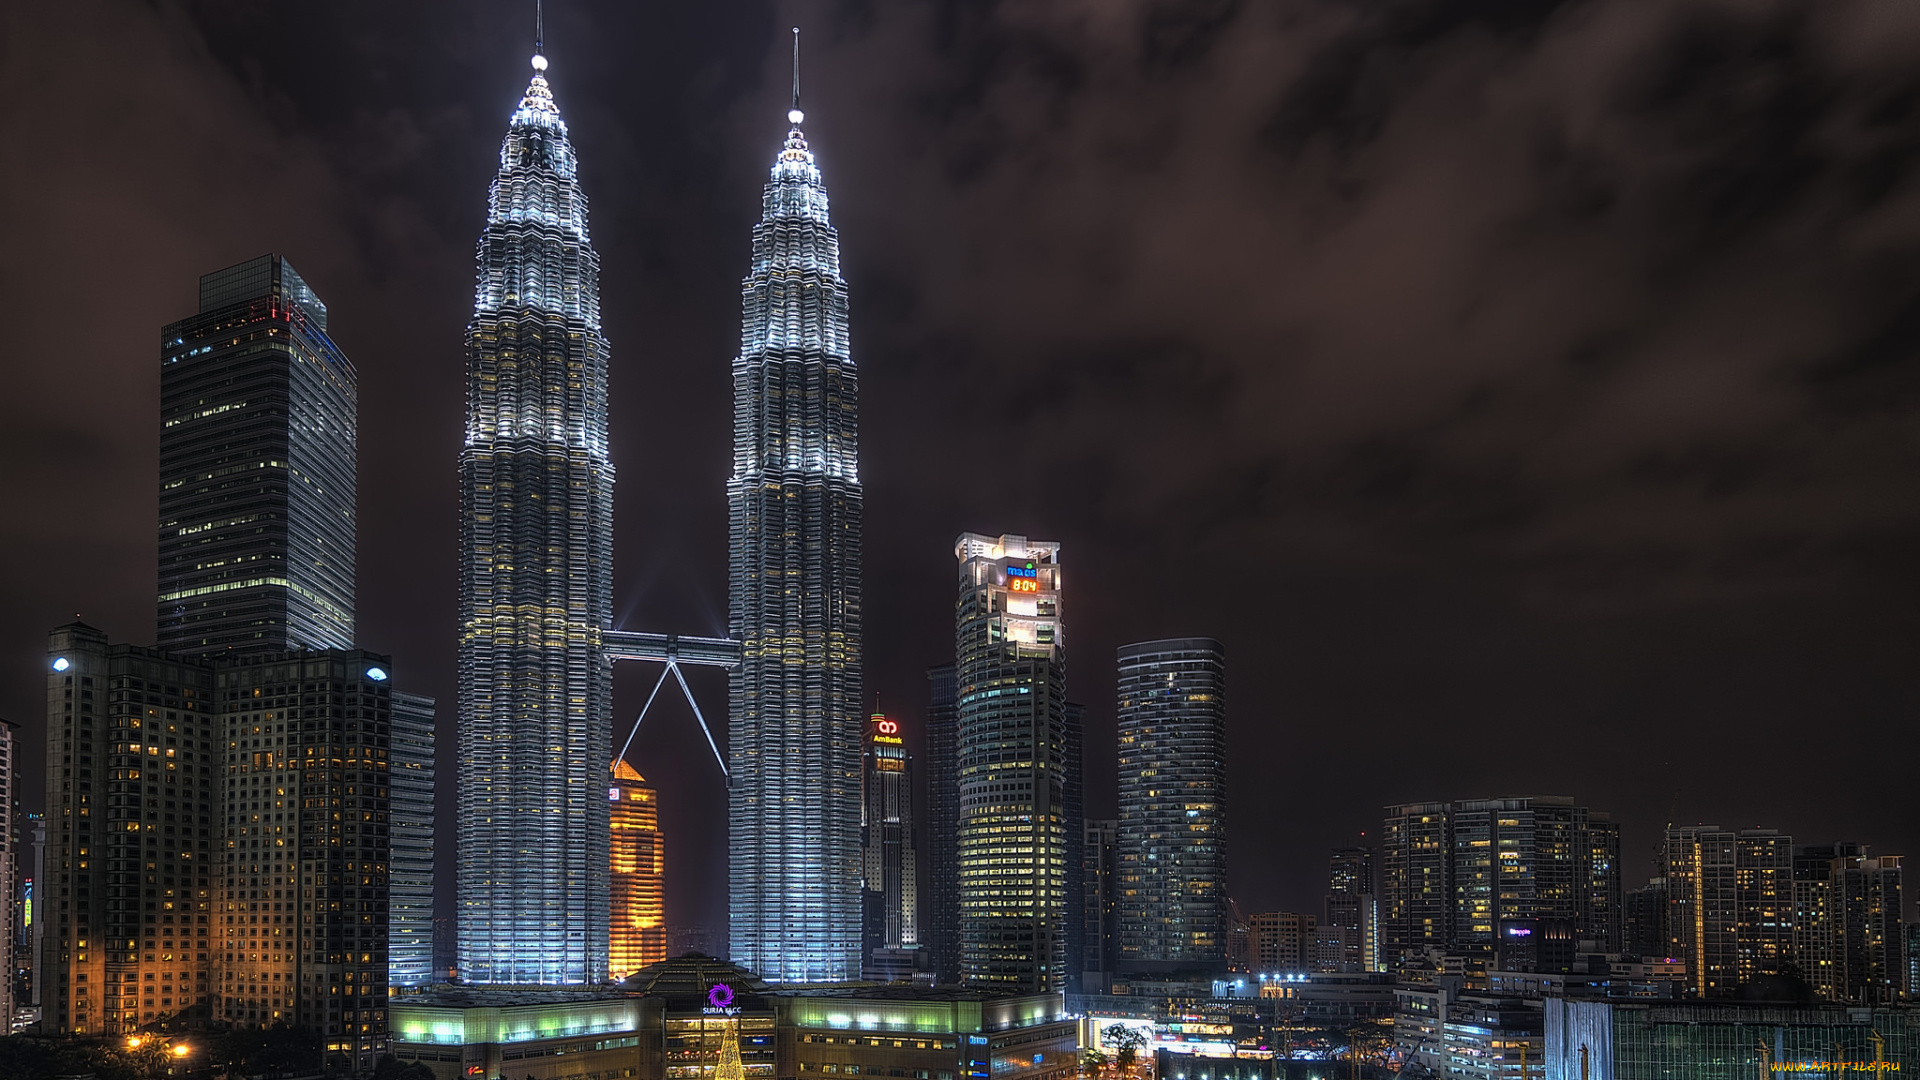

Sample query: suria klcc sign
[705,983,741,1016]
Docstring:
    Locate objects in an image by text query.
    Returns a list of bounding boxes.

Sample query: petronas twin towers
[456,34,862,984]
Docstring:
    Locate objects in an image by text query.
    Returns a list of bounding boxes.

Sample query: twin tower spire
[457,16,864,985]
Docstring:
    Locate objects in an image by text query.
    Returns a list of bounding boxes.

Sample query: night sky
[3,0,1918,932]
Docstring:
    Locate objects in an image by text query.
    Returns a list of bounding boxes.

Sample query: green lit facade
[1544,999,1918,1079]
[389,956,1075,1080]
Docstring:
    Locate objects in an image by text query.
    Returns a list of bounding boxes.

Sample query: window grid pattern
[727,116,864,984]
[1114,639,1226,968]
[954,535,1067,993]
[457,58,613,986]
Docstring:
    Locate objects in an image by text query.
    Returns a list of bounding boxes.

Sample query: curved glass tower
[457,49,613,985]
[728,69,864,982]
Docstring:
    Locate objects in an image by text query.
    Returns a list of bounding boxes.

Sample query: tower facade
[1662,825,1794,996]
[389,691,437,989]
[457,49,614,985]
[955,534,1067,992]
[1324,846,1379,973]
[610,760,666,979]
[924,663,961,985]
[727,74,864,983]
[1115,638,1227,971]
[861,710,916,974]
[158,254,355,658]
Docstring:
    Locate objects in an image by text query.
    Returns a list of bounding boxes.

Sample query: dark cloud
[1,0,1915,926]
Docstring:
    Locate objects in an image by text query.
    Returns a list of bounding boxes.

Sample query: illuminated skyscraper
[955,533,1067,992]
[861,711,916,976]
[457,44,613,985]
[1115,638,1226,971]
[158,254,355,658]
[728,35,864,983]
[610,760,666,979]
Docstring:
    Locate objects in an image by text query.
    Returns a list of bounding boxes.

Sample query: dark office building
[1325,846,1377,973]
[925,662,960,985]
[1081,819,1119,994]
[1624,878,1669,959]
[158,255,355,659]
[1062,700,1084,991]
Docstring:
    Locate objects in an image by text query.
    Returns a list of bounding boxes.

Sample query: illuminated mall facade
[390,955,1077,1080]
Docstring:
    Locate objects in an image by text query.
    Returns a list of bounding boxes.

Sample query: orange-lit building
[611,760,667,979]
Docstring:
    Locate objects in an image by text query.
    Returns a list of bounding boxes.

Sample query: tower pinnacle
[533,0,547,70]
[788,27,804,125]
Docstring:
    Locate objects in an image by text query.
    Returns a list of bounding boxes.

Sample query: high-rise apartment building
[213,650,390,1063]
[1382,805,1451,965]
[925,664,960,986]
[43,629,218,1036]
[955,534,1067,992]
[1381,797,1621,972]
[1114,638,1226,972]
[158,255,355,659]
[1793,844,1906,1003]
[44,625,393,1068]
[388,691,435,989]
[609,761,666,980]
[1662,825,1793,997]
[1831,852,1903,1003]
[1325,846,1379,973]
[1247,912,1317,972]
[861,711,916,977]
[1081,819,1119,994]
[727,48,864,985]
[457,48,614,986]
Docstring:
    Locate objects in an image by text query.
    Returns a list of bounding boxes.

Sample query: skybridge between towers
[605,629,742,782]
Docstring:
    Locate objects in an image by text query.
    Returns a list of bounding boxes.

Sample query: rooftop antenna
[531,0,548,72]
[788,27,804,125]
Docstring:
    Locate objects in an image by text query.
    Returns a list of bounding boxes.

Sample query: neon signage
[705,982,741,1016]
[1008,578,1039,593]
[874,719,898,735]
[1505,926,1532,938]
[1006,565,1037,578]
[872,715,903,746]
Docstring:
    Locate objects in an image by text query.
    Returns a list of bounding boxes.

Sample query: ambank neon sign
[705,983,741,1016]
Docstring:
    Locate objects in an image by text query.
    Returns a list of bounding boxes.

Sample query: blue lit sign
[366,667,389,682]
[52,657,70,672]
[1005,565,1037,578]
